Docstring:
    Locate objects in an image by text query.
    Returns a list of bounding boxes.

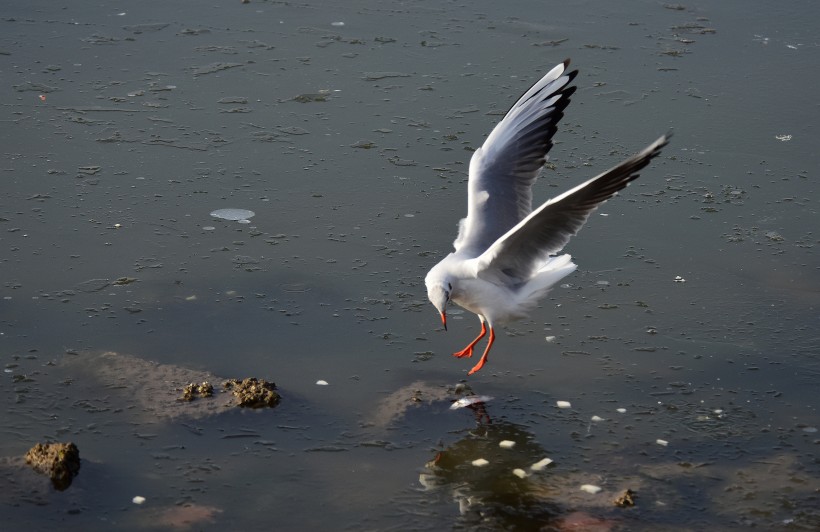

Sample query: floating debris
[498,440,516,449]
[530,458,553,471]
[656,439,669,447]
[556,400,572,409]
[180,381,214,402]
[316,380,329,386]
[133,496,147,505]
[580,484,602,494]
[210,208,255,222]
[290,91,331,103]
[25,442,81,490]
[471,458,489,467]
[545,335,556,343]
[590,415,605,422]
[616,408,627,413]
[223,378,280,408]
[775,134,792,142]
[512,468,528,479]
[362,71,411,81]
[614,489,636,507]
[449,395,492,410]
[674,275,686,283]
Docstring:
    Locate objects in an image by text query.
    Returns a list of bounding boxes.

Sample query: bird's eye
[448,283,452,290]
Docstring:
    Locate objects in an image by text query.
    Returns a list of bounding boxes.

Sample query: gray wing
[452,60,578,257]
[475,134,671,284]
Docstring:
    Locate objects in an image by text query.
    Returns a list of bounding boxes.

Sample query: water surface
[1,0,818,529]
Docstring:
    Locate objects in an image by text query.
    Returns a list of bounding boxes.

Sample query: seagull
[425,59,669,375]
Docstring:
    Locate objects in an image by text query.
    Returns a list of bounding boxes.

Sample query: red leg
[468,327,495,375]
[453,321,487,359]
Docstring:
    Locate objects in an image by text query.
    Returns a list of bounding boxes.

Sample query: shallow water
[1,0,818,529]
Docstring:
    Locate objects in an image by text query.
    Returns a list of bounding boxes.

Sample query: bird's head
[425,276,451,331]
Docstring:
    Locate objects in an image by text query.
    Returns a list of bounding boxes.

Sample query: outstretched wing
[475,134,671,284]
[453,60,578,257]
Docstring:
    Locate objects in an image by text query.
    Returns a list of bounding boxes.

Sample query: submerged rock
[25,442,81,490]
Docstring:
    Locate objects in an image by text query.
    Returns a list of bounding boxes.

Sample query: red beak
[440,311,447,331]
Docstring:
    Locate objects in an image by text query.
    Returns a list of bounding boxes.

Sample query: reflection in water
[420,413,613,530]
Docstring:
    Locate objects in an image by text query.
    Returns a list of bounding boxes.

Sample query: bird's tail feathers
[513,254,577,316]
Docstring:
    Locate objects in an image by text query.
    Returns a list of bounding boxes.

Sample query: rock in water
[25,442,81,490]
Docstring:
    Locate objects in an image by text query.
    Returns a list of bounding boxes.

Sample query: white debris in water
[580,484,602,494]
[775,134,792,141]
[210,208,255,222]
[331,21,345,26]
[316,380,329,386]
[203,226,216,231]
[674,275,686,283]
[449,395,493,410]
[545,335,556,343]
[530,458,553,471]
[512,468,528,479]
[656,439,669,447]
[471,458,489,467]
[498,440,516,449]
[803,427,817,433]
[616,408,627,413]
[590,415,604,422]
[132,496,146,505]
[556,400,571,409]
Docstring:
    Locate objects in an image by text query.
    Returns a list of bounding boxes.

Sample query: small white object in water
[674,275,686,283]
[580,484,602,494]
[545,335,556,343]
[471,458,489,467]
[210,208,255,222]
[316,380,329,386]
[499,440,516,449]
[530,458,553,471]
[616,408,627,413]
[132,496,146,505]
[512,468,528,479]
[556,400,571,409]
[331,21,345,26]
[775,134,792,141]
[656,438,669,447]
[449,395,493,410]
[590,415,604,422]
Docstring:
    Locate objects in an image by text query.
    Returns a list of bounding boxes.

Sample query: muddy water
[1,1,818,530]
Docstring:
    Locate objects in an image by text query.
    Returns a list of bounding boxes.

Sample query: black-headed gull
[425,59,669,375]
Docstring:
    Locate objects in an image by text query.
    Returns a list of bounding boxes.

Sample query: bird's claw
[453,347,474,358]
[467,359,486,375]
